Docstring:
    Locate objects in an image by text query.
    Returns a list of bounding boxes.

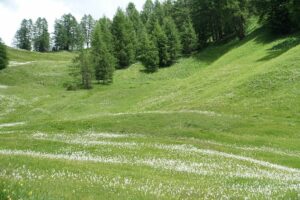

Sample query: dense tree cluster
[0,39,8,70]
[253,0,300,34]
[11,0,300,88]
[53,14,83,51]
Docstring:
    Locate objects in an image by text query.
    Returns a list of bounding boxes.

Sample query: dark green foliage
[92,21,115,84]
[141,0,154,24]
[171,0,191,32]
[33,18,50,52]
[126,2,144,59]
[140,28,159,72]
[190,0,248,46]
[70,50,93,90]
[54,14,83,51]
[111,9,136,69]
[181,18,198,55]
[289,0,300,28]
[0,39,8,70]
[152,21,169,67]
[163,17,182,66]
[80,14,95,48]
[253,0,300,34]
[14,19,33,50]
[98,17,114,54]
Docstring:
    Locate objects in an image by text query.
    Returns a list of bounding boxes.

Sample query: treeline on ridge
[4,0,300,89]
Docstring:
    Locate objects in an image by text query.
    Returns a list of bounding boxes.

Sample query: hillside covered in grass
[0,29,300,199]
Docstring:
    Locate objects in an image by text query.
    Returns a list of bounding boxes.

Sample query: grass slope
[0,29,299,199]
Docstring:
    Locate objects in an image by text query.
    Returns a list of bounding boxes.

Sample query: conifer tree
[98,17,114,54]
[0,39,8,70]
[111,9,136,69]
[181,18,198,55]
[92,22,115,84]
[163,17,181,66]
[126,2,144,58]
[54,14,83,51]
[71,50,93,89]
[80,14,95,48]
[152,21,169,67]
[140,28,159,72]
[33,17,50,52]
[14,19,33,50]
[141,0,154,24]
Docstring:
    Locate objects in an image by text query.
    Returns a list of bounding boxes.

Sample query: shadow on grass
[140,69,157,74]
[257,37,300,62]
[193,28,266,65]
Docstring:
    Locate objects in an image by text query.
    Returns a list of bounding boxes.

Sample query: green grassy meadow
[0,29,300,199]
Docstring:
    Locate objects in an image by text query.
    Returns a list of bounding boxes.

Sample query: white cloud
[0,0,145,46]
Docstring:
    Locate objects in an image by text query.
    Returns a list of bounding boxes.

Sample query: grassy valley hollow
[0,0,300,199]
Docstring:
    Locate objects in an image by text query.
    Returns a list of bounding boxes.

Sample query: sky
[0,0,145,46]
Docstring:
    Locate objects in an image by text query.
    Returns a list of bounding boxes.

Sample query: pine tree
[126,2,144,58]
[190,0,248,46]
[71,50,93,90]
[181,18,198,55]
[54,14,83,51]
[111,9,136,69]
[140,28,159,72]
[33,18,50,52]
[152,21,169,67]
[80,14,95,48]
[163,17,182,66]
[0,39,8,70]
[172,0,191,31]
[141,0,154,24]
[92,22,115,84]
[14,19,33,50]
[98,17,114,54]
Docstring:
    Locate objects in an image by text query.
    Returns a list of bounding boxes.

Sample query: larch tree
[163,17,182,66]
[140,27,159,72]
[54,14,83,51]
[126,2,144,59]
[111,8,136,69]
[14,19,33,51]
[141,0,154,24]
[91,21,115,84]
[80,14,95,48]
[33,17,50,52]
[181,17,198,55]
[152,21,169,67]
[71,50,93,89]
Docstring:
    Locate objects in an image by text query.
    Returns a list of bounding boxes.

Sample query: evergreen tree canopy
[111,8,136,69]
[140,28,159,72]
[190,0,248,46]
[91,21,115,84]
[80,14,95,48]
[14,19,33,50]
[33,17,50,52]
[163,17,182,66]
[252,0,300,34]
[152,21,170,67]
[54,14,83,51]
[72,50,93,89]
[141,0,155,24]
[181,17,198,55]
[98,17,114,54]
[126,2,145,59]
[0,39,8,70]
